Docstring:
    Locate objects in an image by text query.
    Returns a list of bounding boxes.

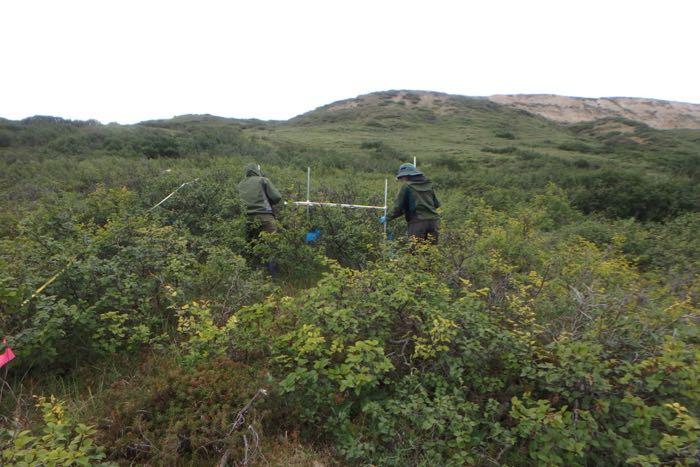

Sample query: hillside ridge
[3,90,700,130]
[303,90,700,130]
[489,94,700,130]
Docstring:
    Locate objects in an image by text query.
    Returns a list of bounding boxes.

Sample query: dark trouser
[245,213,277,241]
[407,219,439,245]
[245,213,278,276]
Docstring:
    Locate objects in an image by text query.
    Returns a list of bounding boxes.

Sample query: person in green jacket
[237,163,282,240]
[380,163,440,244]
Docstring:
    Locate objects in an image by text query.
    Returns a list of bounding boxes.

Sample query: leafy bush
[495,131,516,139]
[516,149,545,160]
[1,396,113,466]
[572,157,599,168]
[434,155,463,171]
[359,140,404,163]
[0,129,14,147]
[226,209,699,465]
[570,170,698,221]
[250,213,329,283]
[4,211,197,370]
[557,141,602,153]
[130,131,182,158]
[481,145,517,154]
[175,299,240,366]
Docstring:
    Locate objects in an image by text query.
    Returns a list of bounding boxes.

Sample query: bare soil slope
[489,94,700,129]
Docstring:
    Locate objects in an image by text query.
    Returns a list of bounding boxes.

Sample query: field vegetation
[0,91,698,465]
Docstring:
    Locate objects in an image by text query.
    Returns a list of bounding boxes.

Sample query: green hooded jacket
[387,176,440,223]
[237,164,282,215]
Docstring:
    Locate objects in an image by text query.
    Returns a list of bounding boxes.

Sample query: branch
[217,388,269,466]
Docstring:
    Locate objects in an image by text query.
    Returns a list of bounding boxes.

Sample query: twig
[243,434,249,465]
[247,424,261,462]
[217,389,268,466]
[532,265,551,299]
[217,449,232,467]
[226,388,268,437]
[0,365,9,406]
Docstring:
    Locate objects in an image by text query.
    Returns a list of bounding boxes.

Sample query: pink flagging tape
[0,338,16,369]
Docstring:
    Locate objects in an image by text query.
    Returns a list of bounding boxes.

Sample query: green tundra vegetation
[0,91,698,465]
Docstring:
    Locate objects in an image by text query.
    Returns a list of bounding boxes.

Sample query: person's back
[382,163,440,244]
[238,163,282,238]
[237,163,281,216]
[400,175,440,222]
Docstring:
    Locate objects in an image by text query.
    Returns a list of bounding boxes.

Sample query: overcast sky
[1,0,698,123]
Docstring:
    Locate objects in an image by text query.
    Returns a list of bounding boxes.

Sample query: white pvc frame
[286,159,418,240]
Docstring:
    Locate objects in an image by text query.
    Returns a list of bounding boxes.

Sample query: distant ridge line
[309,90,700,130]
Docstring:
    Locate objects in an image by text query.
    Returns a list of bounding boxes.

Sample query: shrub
[481,146,517,154]
[572,157,598,168]
[226,215,700,465]
[1,396,113,466]
[175,299,239,366]
[98,355,268,464]
[359,140,404,162]
[516,149,545,160]
[570,170,698,221]
[250,211,330,283]
[132,132,182,158]
[495,131,516,139]
[433,155,463,171]
[557,141,602,153]
[191,246,273,307]
[0,129,14,147]
[5,213,197,371]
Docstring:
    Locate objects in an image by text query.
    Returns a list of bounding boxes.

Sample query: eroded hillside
[302,90,700,129]
[489,94,700,129]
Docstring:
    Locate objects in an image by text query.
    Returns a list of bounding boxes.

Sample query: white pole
[306,167,311,202]
[306,166,311,217]
[290,201,385,210]
[383,178,388,241]
[413,156,417,167]
[148,178,199,211]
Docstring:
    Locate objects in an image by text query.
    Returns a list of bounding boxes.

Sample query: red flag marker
[0,338,15,369]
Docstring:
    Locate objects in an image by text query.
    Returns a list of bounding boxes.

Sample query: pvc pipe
[306,167,311,216]
[306,167,311,202]
[148,178,199,211]
[290,201,385,210]
[383,178,388,239]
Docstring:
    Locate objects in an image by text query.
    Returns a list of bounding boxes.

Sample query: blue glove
[305,228,321,244]
[379,215,387,224]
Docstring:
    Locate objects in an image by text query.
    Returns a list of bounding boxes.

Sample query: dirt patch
[489,94,700,129]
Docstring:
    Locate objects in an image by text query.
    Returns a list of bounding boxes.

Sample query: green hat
[396,163,423,179]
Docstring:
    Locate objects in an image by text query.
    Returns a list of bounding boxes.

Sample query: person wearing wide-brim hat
[380,162,440,244]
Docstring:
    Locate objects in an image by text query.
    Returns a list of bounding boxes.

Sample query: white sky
[1,0,699,123]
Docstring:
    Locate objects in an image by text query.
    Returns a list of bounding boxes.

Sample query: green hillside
[0,92,698,465]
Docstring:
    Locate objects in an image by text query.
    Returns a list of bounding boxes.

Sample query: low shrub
[1,396,113,466]
[557,141,602,154]
[225,215,700,465]
[481,145,517,154]
[98,355,269,464]
[495,131,516,139]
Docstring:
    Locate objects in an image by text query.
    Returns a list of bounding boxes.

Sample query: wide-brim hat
[396,163,423,179]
